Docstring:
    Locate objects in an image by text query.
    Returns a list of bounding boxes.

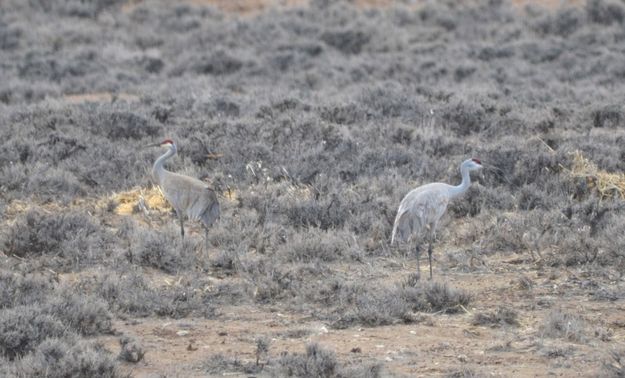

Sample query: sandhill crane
[147,139,220,247]
[391,158,483,280]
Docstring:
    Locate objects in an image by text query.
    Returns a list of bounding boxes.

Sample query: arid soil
[2,0,625,377]
[97,245,625,377]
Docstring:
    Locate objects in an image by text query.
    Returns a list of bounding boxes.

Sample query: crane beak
[143,142,161,149]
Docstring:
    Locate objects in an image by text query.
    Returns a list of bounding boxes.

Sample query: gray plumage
[391,158,483,280]
[150,139,220,243]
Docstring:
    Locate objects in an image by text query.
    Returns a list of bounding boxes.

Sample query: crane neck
[152,146,176,183]
[448,164,471,199]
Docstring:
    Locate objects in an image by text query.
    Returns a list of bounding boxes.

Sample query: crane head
[467,158,483,170]
[144,139,175,149]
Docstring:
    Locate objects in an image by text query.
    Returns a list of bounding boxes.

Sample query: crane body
[149,139,220,246]
[391,158,482,280]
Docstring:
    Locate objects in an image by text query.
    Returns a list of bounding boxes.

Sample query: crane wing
[159,172,218,214]
[391,185,451,244]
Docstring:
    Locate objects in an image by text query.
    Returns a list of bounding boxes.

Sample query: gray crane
[391,158,483,280]
[147,139,220,247]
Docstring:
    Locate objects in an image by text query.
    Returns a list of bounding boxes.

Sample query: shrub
[0,306,67,360]
[472,306,519,327]
[255,336,270,366]
[26,164,86,199]
[318,103,362,125]
[445,367,479,378]
[89,270,216,319]
[320,29,370,55]
[540,309,586,342]
[88,108,160,140]
[118,336,145,363]
[182,51,243,76]
[0,270,51,309]
[126,225,197,273]
[586,0,625,25]
[273,343,382,378]
[45,291,113,336]
[13,338,122,378]
[284,197,348,230]
[1,209,104,269]
[440,101,487,136]
[416,281,472,313]
[278,228,359,263]
[274,343,339,378]
[202,354,261,375]
[333,281,471,328]
[336,286,412,328]
[603,349,625,378]
[533,8,584,37]
[592,105,623,128]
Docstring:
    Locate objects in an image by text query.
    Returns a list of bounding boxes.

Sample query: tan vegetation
[1,0,625,376]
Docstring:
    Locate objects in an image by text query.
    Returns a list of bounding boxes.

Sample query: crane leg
[204,226,209,256]
[415,244,421,281]
[428,242,433,280]
[178,214,185,239]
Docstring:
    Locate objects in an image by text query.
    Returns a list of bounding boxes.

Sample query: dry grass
[107,187,171,215]
[3,0,625,375]
[569,150,625,200]
[104,186,239,216]
[3,201,64,221]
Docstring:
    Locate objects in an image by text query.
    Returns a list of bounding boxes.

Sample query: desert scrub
[45,290,113,336]
[83,270,216,318]
[272,342,382,378]
[201,353,262,375]
[3,0,625,374]
[118,336,145,363]
[332,280,471,328]
[408,281,472,314]
[283,194,349,230]
[87,107,160,140]
[124,221,204,274]
[472,306,519,328]
[0,306,67,360]
[334,285,413,328]
[445,367,480,378]
[277,227,361,263]
[0,269,52,309]
[603,349,625,378]
[243,260,333,304]
[8,338,123,378]
[0,288,113,360]
[540,309,587,342]
[1,208,107,270]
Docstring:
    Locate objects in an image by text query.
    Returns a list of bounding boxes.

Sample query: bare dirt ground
[68,184,622,376]
[29,178,623,376]
[4,0,624,376]
[97,249,624,377]
[79,1,625,376]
